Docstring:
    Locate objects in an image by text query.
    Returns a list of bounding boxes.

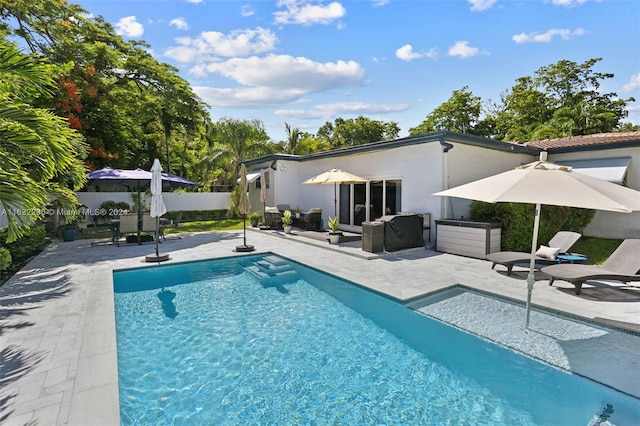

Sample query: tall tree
[1,0,211,173]
[409,86,492,137]
[0,40,87,242]
[317,116,400,149]
[202,117,273,186]
[494,58,633,141]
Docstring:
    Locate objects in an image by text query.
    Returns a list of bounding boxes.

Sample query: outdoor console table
[435,219,501,259]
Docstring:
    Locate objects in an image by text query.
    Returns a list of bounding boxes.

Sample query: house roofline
[244,131,539,166]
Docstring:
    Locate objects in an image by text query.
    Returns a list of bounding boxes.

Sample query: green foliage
[177,210,228,222]
[0,247,11,272]
[0,225,47,263]
[317,116,400,149]
[98,200,131,220]
[410,86,492,137]
[0,39,87,242]
[570,237,623,265]
[2,0,211,174]
[202,117,273,187]
[493,58,633,141]
[282,210,293,226]
[328,216,339,233]
[469,201,595,252]
[249,211,263,222]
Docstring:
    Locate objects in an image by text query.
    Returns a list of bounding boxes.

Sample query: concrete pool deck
[1,228,639,425]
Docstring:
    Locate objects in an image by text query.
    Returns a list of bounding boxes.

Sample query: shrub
[0,225,47,264]
[0,247,11,271]
[469,201,595,252]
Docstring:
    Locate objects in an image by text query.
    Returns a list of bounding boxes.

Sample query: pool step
[240,256,300,288]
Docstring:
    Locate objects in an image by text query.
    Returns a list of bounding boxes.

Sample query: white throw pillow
[536,245,561,260]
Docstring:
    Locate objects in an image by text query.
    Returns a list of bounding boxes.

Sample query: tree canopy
[1,0,211,174]
[411,58,636,141]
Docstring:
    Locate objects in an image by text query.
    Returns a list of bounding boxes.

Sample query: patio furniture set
[263,206,323,231]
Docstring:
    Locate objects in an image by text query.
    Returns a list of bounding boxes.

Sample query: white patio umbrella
[235,164,255,252]
[303,168,368,217]
[145,159,170,262]
[434,152,640,328]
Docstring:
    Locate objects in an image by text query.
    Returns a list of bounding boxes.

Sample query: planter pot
[283,225,292,234]
[295,213,301,219]
[328,233,340,244]
[250,219,259,227]
[61,229,77,242]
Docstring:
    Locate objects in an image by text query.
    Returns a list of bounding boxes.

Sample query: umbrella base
[145,253,171,262]
[234,244,255,252]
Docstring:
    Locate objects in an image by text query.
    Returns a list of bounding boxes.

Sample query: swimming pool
[113,253,640,425]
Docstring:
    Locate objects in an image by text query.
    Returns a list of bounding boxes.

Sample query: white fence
[76,192,231,213]
[0,192,231,231]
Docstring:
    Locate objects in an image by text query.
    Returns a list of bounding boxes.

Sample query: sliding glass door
[338,179,402,228]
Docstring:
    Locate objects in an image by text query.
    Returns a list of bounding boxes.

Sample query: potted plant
[61,213,80,242]
[327,216,341,244]
[282,210,293,234]
[294,205,302,219]
[249,211,262,228]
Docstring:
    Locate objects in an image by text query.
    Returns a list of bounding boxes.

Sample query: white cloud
[195,54,364,92]
[622,73,640,92]
[193,86,302,108]
[276,101,409,119]
[512,28,585,43]
[371,0,389,6]
[186,0,203,3]
[115,16,144,38]
[170,17,189,30]
[468,0,497,12]
[165,28,278,62]
[241,4,256,17]
[447,41,480,58]
[395,44,437,61]
[549,0,590,8]
[274,0,346,26]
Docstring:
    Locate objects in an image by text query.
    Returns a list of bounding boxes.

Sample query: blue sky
[75,0,640,141]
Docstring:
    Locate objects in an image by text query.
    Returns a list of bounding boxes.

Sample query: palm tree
[0,40,87,242]
[285,122,302,154]
[201,117,272,185]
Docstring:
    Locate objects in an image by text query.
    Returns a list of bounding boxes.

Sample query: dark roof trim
[244,131,538,166]
[545,140,640,154]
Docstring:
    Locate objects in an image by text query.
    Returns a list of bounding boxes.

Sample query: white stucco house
[243,131,640,240]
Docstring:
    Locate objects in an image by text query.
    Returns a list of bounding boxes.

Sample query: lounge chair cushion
[265,206,280,214]
[306,208,322,214]
[535,245,561,260]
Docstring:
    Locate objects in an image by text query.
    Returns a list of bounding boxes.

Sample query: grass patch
[164,219,244,234]
[571,237,622,265]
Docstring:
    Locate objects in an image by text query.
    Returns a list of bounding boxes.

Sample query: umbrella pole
[137,182,142,244]
[334,183,337,218]
[243,213,247,246]
[525,203,542,329]
[155,216,160,256]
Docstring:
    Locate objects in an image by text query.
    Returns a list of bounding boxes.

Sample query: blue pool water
[113,254,640,425]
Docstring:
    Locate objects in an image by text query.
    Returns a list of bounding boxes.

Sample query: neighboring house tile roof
[507,131,640,152]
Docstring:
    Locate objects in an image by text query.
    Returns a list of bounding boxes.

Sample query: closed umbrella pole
[145,159,169,262]
[236,164,255,252]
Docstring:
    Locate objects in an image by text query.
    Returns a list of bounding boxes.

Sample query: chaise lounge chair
[486,231,582,276]
[541,239,640,295]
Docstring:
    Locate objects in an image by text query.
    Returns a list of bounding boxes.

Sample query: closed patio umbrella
[260,169,268,212]
[145,159,170,262]
[235,163,255,252]
[303,168,368,217]
[434,151,640,328]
